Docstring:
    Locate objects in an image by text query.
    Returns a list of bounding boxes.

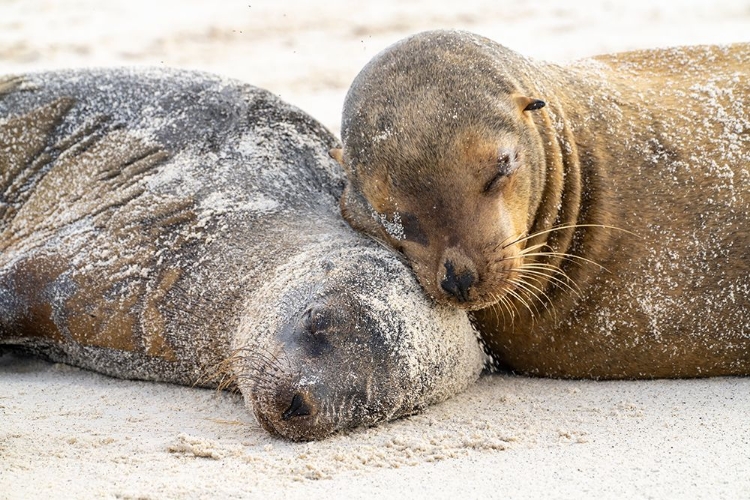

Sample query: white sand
[3,354,749,498]
[1,1,749,498]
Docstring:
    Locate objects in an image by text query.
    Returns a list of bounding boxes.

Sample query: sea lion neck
[519,62,624,296]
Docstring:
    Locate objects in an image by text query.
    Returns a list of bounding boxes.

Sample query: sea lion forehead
[371,30,518,74]
[367,115,519,170]
[342,35,529,172]
[343,98,522,181]
[346,30,522,102]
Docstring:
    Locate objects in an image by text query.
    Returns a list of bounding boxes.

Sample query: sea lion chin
[337,30,750,379]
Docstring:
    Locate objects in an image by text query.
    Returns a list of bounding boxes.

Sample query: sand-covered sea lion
[335,30,750,379]
[0,68,484,441]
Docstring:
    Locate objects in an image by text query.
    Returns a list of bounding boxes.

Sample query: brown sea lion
[334,30,750,379]
[0,68,484,441]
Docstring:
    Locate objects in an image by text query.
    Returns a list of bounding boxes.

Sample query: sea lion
[334,30,750,379]
[0,68,485,441]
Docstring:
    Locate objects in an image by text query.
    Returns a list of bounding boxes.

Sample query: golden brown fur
[336,30,750,379]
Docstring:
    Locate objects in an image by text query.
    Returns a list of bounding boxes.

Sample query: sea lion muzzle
[440,260,476,303]
[282,393,313,420]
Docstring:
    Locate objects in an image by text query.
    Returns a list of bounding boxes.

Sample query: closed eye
[302,308,332,333]
[300,307,334,356]
[483,152,516,193]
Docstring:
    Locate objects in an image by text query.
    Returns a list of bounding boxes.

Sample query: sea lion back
[0,69,342,382]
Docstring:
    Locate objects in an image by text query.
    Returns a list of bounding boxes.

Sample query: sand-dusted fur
[0,69,484,440]
[337,30,750,379]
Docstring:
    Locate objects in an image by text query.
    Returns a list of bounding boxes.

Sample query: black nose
[440,260,475,302]
[282,393,312,420]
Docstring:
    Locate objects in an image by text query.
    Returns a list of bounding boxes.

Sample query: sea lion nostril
[441,260,475,303]
[282,393,312,420]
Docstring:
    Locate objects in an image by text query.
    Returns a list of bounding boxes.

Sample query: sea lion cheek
[498,169,533,236]
[398,211,430,247]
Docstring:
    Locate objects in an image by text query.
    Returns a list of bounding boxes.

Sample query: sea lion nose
[440,260,475,303]
[281,393,313,420]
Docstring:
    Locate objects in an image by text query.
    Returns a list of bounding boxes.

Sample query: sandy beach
[1,1,750,498]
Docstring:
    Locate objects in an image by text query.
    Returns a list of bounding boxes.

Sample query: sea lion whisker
[524,271,580,298]
[500,293,516,325]
[508,274,561,322]
[498,293,516,327]
[513,262,576,282]
[493,244,550,264]
[197,349,245,391]
[216,373,239,392]
[489,294,505,325]
[243,361,286,381]
[192,345,245,389]
[513,261,565,271]
[488,290,517,325]
[516,252,609,272]
[509,277,552,318]
[492,231,527,253]
[235,347,277,367]
[491,241,551,264]
[514,267,582,297]
[498,289,521,322]
[516,242,550,255]
[500,282,537,319]
[500,223,630,251]
[505,280,546,319]
[488,292,510,326]
[506,269,549,293]
[486,293,503,325]
[238,350,291,384]
[254,345,296,376]
[506,274,554,310]
[492,251,581,292]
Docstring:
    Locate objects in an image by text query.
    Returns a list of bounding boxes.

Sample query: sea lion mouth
[437,285,517,312]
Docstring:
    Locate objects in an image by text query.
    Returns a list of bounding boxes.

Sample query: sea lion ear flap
[329,147,345,166]
[514,95,546,112]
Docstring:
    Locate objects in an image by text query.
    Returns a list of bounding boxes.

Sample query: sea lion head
[233,239,483,441]
[335,30,549,310]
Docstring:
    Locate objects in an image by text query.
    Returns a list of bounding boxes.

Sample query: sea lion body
[338,31,750,379]
[0,68,484,440]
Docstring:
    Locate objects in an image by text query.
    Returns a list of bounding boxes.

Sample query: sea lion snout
[439,247,478,304]
[281,392,313,420]
[253,377,334,441]
[246,291,388,441]
[441,261,475,302]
